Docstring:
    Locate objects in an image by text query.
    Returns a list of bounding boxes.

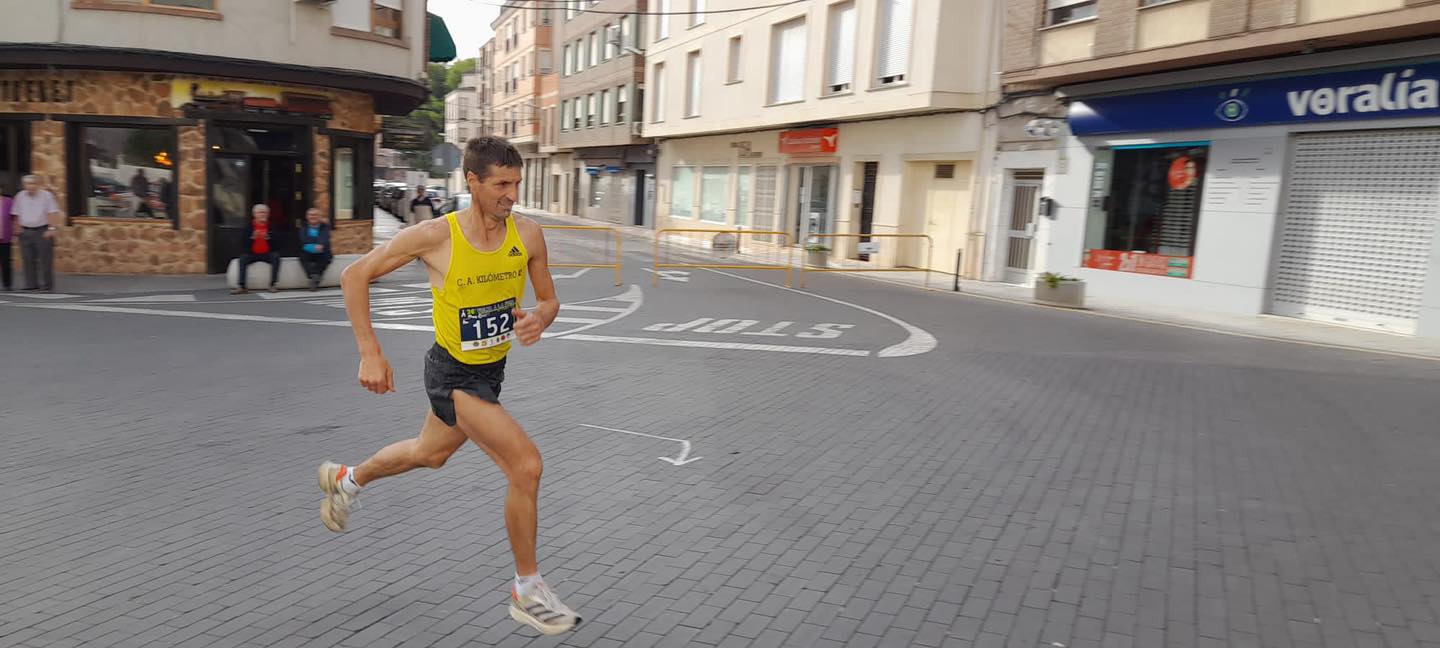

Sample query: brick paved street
[4,255,1440,648]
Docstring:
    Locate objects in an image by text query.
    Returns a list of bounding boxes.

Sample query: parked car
[438,193,470,216]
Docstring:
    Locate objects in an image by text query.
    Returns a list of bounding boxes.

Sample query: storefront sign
[1069,61,1440,135]
[172,80,333,118]
[1084,250,1193,279]
[779,128,838,155]
[0,79,78,104]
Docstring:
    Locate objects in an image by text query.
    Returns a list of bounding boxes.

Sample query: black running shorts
[423,343,504,426]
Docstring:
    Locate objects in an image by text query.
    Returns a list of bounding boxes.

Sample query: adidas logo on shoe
[508,246,522,257]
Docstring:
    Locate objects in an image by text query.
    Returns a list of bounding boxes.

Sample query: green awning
[428,13,457,62]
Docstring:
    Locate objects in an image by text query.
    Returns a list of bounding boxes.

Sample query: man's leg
[318,411,465,532]
[1,242,12,290]
[235,254,252,293]
[20,230,38,290]
[451,391,542,575]
[266,252,281,288]
[450,391,579,635]
[39,234,53,290]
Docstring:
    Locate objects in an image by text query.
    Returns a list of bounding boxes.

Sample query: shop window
[332,137,374,222]
[1083,142,1207,278]
[0,122,30,196]
[670,166,694,218]
[700,166,728,223]
[70,125,178,223]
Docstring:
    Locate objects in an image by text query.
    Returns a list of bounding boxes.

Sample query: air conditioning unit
[629,122,643,137]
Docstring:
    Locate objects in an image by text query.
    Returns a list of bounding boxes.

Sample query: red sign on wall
[779,128,839,155]
[1083,250,1194,279]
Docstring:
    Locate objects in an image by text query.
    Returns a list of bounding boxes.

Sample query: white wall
[1,0,427,83]
[644,0,993,138]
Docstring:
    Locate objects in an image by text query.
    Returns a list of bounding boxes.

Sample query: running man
[318,137,579,635]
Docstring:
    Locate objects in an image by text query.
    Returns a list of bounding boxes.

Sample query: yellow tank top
[432,212,529,364]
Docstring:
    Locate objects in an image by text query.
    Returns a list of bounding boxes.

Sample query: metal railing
[653,228,795,287]
[541,225,622,286]
[799,233,934,289]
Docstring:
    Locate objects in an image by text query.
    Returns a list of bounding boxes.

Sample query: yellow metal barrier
[654,228,795,287]
[799,233,934,288]
[541,225,622,286]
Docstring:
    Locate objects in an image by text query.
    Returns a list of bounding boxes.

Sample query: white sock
[515,572,544,596]
[339,466,363,496]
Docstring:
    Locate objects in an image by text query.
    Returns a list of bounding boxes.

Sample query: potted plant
[1033,272,1085,308]
[805,243,831,268]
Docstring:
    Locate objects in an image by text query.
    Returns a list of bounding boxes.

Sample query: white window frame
[825,1,856,95]
[589,31,601,66]
[700,166,729,224]
[769,17,807,105]
[587,93,597,128]
[726,35,743,84]
[1046,0,1097,26]
[604,23,618,59]
[617,84,629,123]
[874,0,913,87]
[670,165,696,219]
[656,0,671,41]
[690,0,706,28]
[685,50,702,118]
[563,44,573,75]
[652,62,666,122]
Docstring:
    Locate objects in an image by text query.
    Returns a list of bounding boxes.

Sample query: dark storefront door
[0,120,30,196]
[206,124,308,273]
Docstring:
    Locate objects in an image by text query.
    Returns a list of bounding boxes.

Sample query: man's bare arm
[341,220,446,390]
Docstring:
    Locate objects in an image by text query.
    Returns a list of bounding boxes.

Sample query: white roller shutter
[876,0,912,83]
[1271,129,1440,334]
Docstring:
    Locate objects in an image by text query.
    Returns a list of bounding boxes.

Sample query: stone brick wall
[2,69,377,274]
[1210,0,1252,37]
[1092,0,1138,58]
[1002,0,1042,73]
[1251,0,1298,29]
[332,220,372,254]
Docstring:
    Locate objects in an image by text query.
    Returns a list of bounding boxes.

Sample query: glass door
[793,165,835,244]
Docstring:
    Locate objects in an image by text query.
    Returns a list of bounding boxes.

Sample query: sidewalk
[35,208,404,295]
[515,204,1440,361]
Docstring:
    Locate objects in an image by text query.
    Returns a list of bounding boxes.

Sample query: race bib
[459,298,517,350]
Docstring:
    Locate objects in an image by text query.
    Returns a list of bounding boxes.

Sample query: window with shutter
[653,63,666,122]
[727,36,743,83]
[875,0,912,86]
[1046,0,1096,26]
[657,0,671,40]
[617,84,628,123]
[690,0,706,27]
[769,18,806,105]
[685,51,702,118]
[590,32,600,66]
[826,1,856,94]
[601,89,612,125]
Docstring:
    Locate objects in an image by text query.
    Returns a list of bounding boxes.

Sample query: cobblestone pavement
[3,243,1440,648]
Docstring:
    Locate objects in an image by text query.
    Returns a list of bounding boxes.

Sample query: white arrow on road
[577,423,703,465]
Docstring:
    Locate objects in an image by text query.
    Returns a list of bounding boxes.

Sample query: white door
[1004,176,1042,284]
[1271,129,1440,334]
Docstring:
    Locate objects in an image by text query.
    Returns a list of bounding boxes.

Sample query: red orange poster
[1083,250,1193,279]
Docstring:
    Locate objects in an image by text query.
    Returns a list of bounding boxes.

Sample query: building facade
[0,0,444,274]
[490,3,554,209]
[445,71,483,192]
[643,0,1001,270]
[556,0,654,227]
[998,0,1440,338]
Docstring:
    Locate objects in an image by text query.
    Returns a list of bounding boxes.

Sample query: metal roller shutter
[1271,129,1440,334]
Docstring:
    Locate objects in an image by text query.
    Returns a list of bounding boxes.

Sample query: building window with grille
[1046,0,1096,26]
[1082,143,1208,278]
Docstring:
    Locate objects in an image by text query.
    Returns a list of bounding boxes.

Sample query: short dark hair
[463,136,523,182]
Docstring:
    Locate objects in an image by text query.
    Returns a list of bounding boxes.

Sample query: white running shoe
[317,461,357,532]
[509,582,581,635]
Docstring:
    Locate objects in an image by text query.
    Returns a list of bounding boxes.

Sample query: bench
[226,254,362,290]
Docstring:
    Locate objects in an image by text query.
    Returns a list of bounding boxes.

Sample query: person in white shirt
[12,174,61,291]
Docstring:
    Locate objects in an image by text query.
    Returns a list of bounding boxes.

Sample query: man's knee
[510,452,543,486]
[416,446,454,469]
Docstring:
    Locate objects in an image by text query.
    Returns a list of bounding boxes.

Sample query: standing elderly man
[13,174,62,292]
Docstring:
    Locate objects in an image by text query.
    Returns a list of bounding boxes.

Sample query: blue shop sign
[1069,62,1440,135]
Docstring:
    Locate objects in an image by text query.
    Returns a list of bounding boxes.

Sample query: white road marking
[552,268,592,279]
[15,303,324,324]
[89,294,198,303]
[577,423,703,465]
[553,316,608,325]
[642,268,690,282]
[7,292,80,299]
[544,285,644,338]
[561,304,629,313]
[256,289,347,299]
[704,269,937,358]
[557,333,870,356]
